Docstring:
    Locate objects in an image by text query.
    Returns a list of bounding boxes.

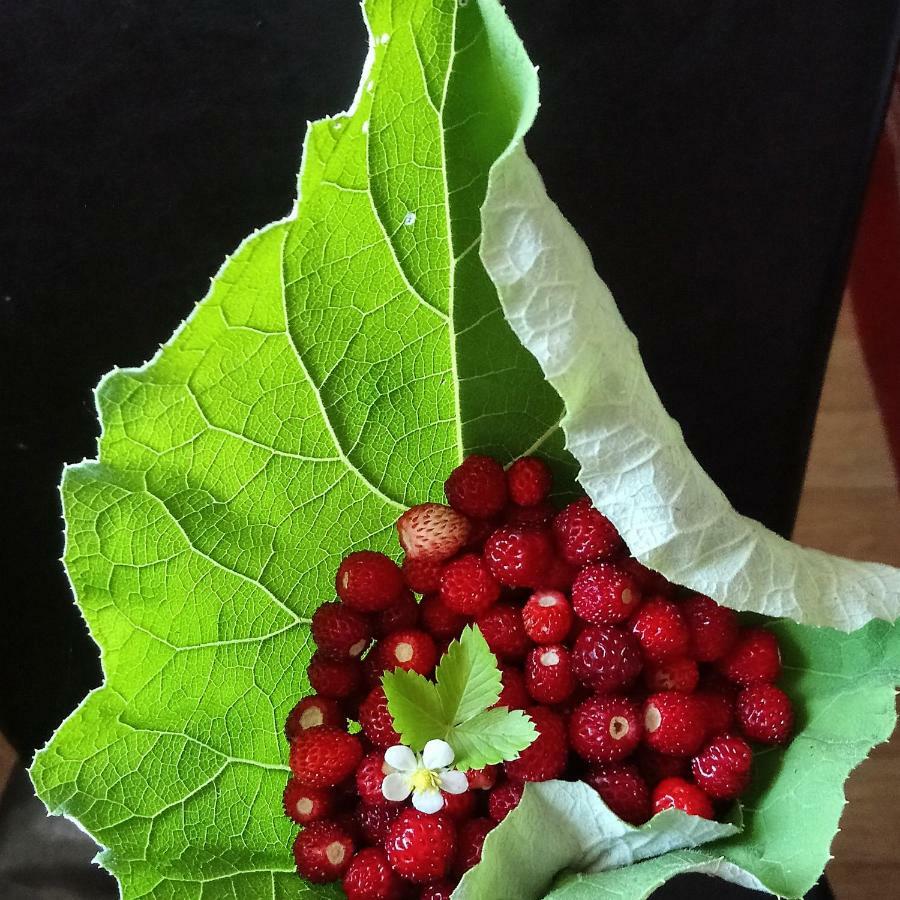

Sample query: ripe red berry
[385,809,457,883]
[619,557,672,596]
[571,625,643,693]
[445,455,508,519]
[695,690,736,738]
[487,779,524,822]
[717,628,782,685]
[419,592,468,640]
[691,733,753,800]
[570,695,643,763]
[421,882,457,900]
[682,595,739,662]
[397,503,471,561]
[356,750,397,807]
[585,763,651,826]
[456,817,494,874]
[441,788,476,821]
[283,779,333,825]
[525,644,576,705]
[311,601,372,660]
[342,847,402,900]
[356,802,402,846]
[379,628,438,676]
[476,603,531,661]
[292,819,356,883]
[635,746,690,785]
[358,686,401,749]
[401,555,443,594]
[651,777,714,819]
[483,526,554,588]
[336,551,405,612]
[466,765,499,791]
[289,726,363,788]
[307,652,363,700]
[572,562,642,625]
[522,590,573,643]
[504,706,568,782]
[507,457,553,506]
[643,693,708,757]
[373,590,420,637]
[440,553,501,616]
[552,498,623,565]
[494,664,530,710]
[736,683,794,744]
[642,657,699,694]
[630,597,690,662]
[285,696,345,742]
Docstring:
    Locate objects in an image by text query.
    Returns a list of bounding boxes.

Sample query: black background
[2,0,899,772]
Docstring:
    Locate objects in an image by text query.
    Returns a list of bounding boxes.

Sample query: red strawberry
[445,455,508,519]
[522,590,573,643]
[494,664,530,710]
[572,563,642,625]
[356,802,402,846]
[651,777,714,819]
[504,706,568,782]
[385,809,457,883]
[311,601,372,660]
[635,746,690,786]
[374,589,420,637]
[487,779,524,822]
[290,726,363,788]
[420,593,469,641]
[336,551,405,612]
[525,644,575,705]
[691,733,753,800]
[421,882,457,900]
[476,603,531,661]
[682,595,739,662]
[358,686,401,749]
[630,597,690,662]
[441,788,476,821]
[292,819,355,883]
[440,553,501,616]
[379,628,438,676]
[466,765,499,791]
[552,498,624,565]
[342,847,403,900]
[695,690,735,738]
[308,652,363,700]
[643,693,707,757]
[619,557,672,596]
[736,683,794,744]
[397,503,471,561]
[569,695,643,763]
[571,625,643,693]
[455,817,494,874]
[642,657,699,694]
[283,779,333,825]
[356,750,397,807]
[401,555,443,594]
[506,457,552,506]
[585,763,651,825]
[484,526,554,588]
[285,696,345,741]
[717,628,782,685]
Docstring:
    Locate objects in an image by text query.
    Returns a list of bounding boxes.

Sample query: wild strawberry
[572,563,642,625]
[420,593,469,640]
[571,625,643,693]
[466,765,499,791]
[736,683,794,744]
[552,498,623,565]
[342,847,403,900]
[717,628,782,685]
[445,455,508,518]
[619,557,672,596]
[506,501,556,528]
[504,706,568,782]
[290,726,363,787]
[379,628,438,676]
[337,551,405,612]
[651,777,714,819]
[308,652,363,700]
[570,695,643,763]
[356,802,402,845]
[358,686,401,748]
[635,746,690,785]
[283,779,333,825]
[643,693,707,757]
[385,809,457,883]
[397,503,471,561]
[522,590,573,643]
[421,882,457,900]
[691,733,753,800]
[525,644,575,705]
[476,603,530,661]
[401,555,443,594]
[440,553,501,616]
[642,657,699,693]
[285,696,345,741]
[494,665,529,710]
[507,457,552,506]
[356,750,397,807]
[292,819,356,883]
[630,598,690,662]
[682,595,739,662]
[695,690,735,738]
[487,780,524,822]
[585,763,651,826]
[441,788,476,821]
[484,526,554,588]
[311,601,372,660]
[456,818,494,874]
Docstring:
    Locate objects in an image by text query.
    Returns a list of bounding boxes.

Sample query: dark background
[1,0,898,794]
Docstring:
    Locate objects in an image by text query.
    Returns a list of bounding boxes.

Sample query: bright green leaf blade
[381,668,446,753]
[434,625,502,725]
[448,706,537,771]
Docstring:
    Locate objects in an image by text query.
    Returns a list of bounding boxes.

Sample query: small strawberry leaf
[434,624,503,723]
[448,706,537,771]
[379,668,447,749]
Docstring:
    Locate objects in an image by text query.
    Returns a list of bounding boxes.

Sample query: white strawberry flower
[381,739,468,814]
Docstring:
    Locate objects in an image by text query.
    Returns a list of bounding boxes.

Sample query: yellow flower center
[410,767,442,793]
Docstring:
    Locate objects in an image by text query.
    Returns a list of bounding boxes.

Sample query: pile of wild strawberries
[282,455,794,898]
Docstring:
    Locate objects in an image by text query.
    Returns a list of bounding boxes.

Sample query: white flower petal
[439,770,468,795]
[384,745,417,773]
[381,772,413,802]
[412,788,445,814]
[422,739,454,770]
